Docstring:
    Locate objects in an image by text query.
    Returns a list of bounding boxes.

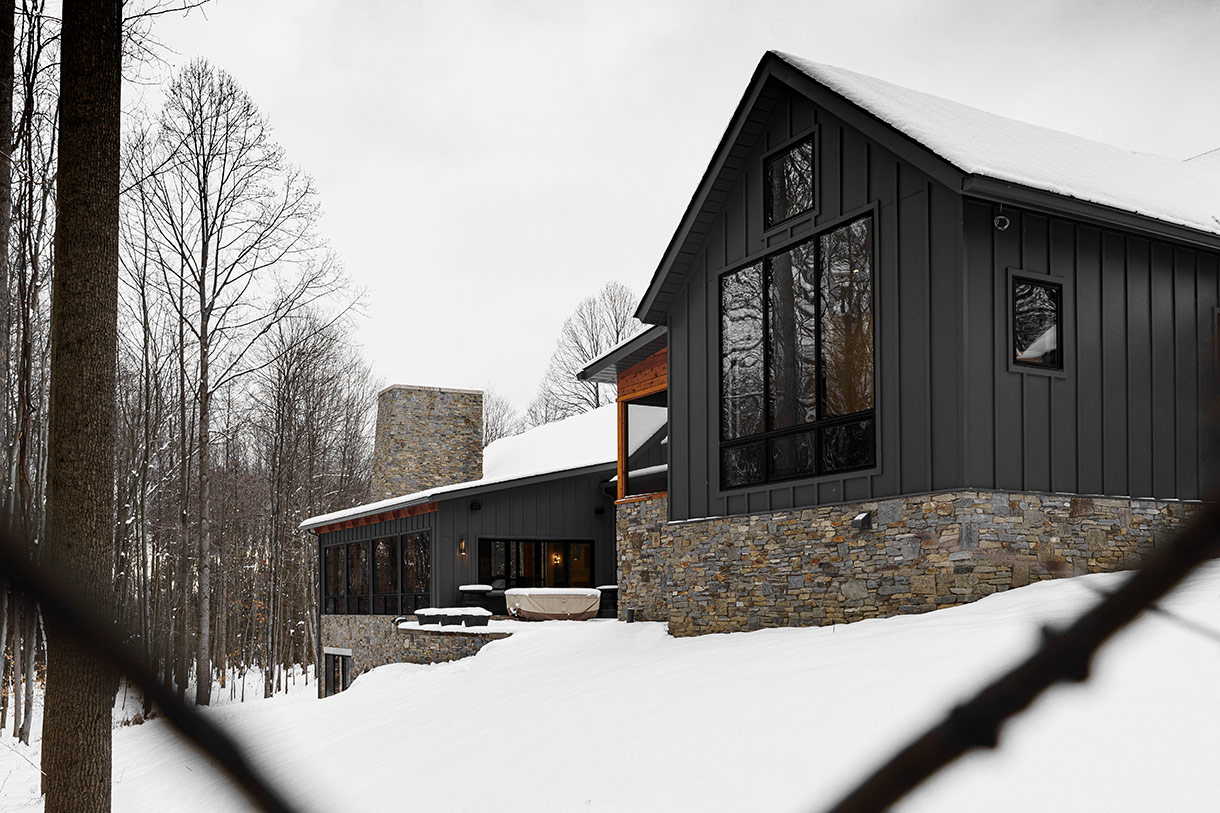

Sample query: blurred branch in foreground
[0,523,300,813]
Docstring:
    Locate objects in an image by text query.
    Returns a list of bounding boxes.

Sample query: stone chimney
[371,385,484,500]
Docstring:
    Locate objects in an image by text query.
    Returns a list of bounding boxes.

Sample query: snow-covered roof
[1186,147,1220,172]
[300,403,667,530]
[774,51,1220,238]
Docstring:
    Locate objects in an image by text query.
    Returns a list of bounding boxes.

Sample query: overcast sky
[148,0,1220,412]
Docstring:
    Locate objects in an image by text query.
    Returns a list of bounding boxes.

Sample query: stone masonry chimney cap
[377,384,483,397]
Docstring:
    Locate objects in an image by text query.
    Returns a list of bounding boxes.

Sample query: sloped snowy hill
[3,564,1218,811]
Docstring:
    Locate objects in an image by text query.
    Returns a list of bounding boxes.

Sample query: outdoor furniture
[504,588,601,621]
[595,585,619,619]
[458,583,493,609]
[414,608,444,625]
[486,578,508,616]
[411,607,493,628]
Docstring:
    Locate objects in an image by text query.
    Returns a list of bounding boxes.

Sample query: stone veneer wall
[615,495,672,622]
[320,614,509,696]
[617,491,1202,637]
[371,385,483,501]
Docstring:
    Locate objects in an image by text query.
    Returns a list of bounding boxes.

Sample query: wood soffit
[617,347,668,402]
[578,325,668,385]
[312,501,439,536]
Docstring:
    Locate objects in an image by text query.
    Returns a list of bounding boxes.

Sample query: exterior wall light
[459,538,467,556]
[851,511,873,530]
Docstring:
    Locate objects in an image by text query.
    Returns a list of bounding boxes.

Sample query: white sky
[147,0,1220,412]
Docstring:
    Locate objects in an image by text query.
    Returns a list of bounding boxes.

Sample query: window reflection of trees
[720,216,874,487]
[769,241,818,430]
[821,218,874,416]
[766,140,814,226]
[1013,280,1060,368]
[721,263,765,440]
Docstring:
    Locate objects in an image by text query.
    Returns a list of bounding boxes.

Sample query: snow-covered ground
[3,564,1219,811]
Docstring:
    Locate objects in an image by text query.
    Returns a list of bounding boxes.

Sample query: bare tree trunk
[10,599,21,737]
[0,586,7,728]
[174,270,189,701]
[195,352,211,705]
[0,0,13,450]
[17,606,36,744]
[40,2,121,809]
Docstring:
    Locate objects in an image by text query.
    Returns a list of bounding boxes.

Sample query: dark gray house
[301,385,665,694]
[603,51,1219,636]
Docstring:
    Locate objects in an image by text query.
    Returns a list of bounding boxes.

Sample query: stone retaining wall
[320,614,509,696]
[616,491,1202,637]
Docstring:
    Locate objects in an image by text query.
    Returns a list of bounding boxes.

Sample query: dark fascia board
[577,325,668,384]
[962,176,1220,253]
[636,51,967,324]
[635,54,780,325]
[307,462,617,530]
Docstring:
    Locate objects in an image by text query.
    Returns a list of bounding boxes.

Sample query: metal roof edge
[577,325,667,383]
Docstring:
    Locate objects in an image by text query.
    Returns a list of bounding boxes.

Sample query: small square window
[765,138,814,227]
[1012,277,1062,370]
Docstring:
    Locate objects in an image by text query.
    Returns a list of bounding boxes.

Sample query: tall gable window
[765,138,815,227]
[720,216,874,488]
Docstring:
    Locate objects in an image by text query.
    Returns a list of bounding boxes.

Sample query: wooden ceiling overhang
[310,501,439,536]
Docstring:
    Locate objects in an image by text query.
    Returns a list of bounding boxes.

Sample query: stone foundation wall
[320,614,509,695]
[616,491,1202,637]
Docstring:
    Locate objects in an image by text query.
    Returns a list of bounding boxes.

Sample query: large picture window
[321,529,431,615]
[720,215,874,488]
[477,540,593,589]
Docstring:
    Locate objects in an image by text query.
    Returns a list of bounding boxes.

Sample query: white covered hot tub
[504,587,601,621]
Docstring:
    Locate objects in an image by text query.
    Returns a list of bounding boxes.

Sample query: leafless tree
[2,0,57,744]
[482,384,521,447]
[139,58,346,705]
[524,281,639,426]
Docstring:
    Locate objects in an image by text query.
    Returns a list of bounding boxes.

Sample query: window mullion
[814,235,824,477]
[762,257,772,482]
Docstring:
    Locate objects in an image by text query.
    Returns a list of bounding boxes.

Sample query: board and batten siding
[667,84,966,521]
[435,470,617,600]
[962,199,1220,501]
[316,510,438,614]
[315,469,616,607]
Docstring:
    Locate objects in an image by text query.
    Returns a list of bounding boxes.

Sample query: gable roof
[1187,147,1220,171]
[638,50,1220,324]
[300,403,668,530]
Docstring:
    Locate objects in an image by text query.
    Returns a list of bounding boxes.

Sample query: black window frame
[400,529,432,614]
[324,651,351,696]
[763,132,818,230]
[477,538,595,590]
[345,540,371,614]
[322,544,346,615]
[320,528,432,616]
[1007,267,1067,378]
[718,210,877,490]
[371,536,399,615]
